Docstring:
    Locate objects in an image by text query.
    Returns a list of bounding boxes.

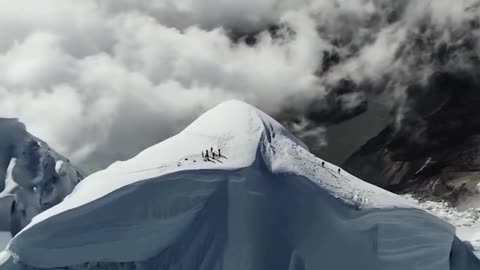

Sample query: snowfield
[21,100,413,231]
[0,100,479,270]
[403,195,480,258]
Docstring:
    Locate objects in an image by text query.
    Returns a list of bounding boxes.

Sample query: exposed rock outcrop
[0,119,83,235]
[344,71,480,205]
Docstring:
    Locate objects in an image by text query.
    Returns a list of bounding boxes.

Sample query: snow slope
[403,195,480,258]
[1,100,478,270]
[19,100,412,231]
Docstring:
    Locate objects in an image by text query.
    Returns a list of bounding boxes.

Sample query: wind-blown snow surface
[1,101,479,270]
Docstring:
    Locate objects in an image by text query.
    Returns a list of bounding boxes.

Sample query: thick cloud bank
[1,0,479,171]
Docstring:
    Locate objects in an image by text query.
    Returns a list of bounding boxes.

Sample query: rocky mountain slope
[253,1,480,206]
[0,119,83,236]
[344,71,480,205]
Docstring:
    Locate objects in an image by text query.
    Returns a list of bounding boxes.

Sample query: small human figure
[205,150,209,158]
[218,148,221,157]
[321,161,325,167]
[338,168,341,174]
[212,151,216,159]
[202,151,204,158]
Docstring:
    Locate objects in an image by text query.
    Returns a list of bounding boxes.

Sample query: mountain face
[0,119,83,236]
[255,12,480,205]
[343,71,480,205]
[225,2,480,205]
[1,101,478,270]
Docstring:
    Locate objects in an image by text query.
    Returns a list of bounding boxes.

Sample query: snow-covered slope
[402,194,480,258]
[0,119,83,236]
[1,101,479,270]
[21,100,411,229]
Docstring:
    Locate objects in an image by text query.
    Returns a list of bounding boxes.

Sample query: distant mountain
[1,101,477,270]
[244,2,480,205]
[0,119,83,236]
[344,71,480,205]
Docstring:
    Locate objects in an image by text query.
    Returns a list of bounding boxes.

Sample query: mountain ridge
[1,100,478,270]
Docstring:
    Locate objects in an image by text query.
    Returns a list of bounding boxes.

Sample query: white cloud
[0,0,479,171]
[0,1,327,171]
[99,0,301,31]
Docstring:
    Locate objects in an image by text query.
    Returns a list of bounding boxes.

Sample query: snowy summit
[1,100,478,270]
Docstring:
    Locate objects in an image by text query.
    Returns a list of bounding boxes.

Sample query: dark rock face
[0,119,83,236]
[344,71,480,204]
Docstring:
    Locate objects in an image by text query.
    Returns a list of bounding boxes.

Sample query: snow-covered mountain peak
[19,100,415,238]
[111,100,271,173]
[3,101,480,270]
[183,100,266,136]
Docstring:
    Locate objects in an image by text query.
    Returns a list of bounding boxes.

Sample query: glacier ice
[1,101,479,270]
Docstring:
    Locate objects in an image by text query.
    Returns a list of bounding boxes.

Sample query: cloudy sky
[1,0,478,172]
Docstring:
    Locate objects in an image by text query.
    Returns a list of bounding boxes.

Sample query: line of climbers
[202,147,222,161]
[321,161,341,174]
